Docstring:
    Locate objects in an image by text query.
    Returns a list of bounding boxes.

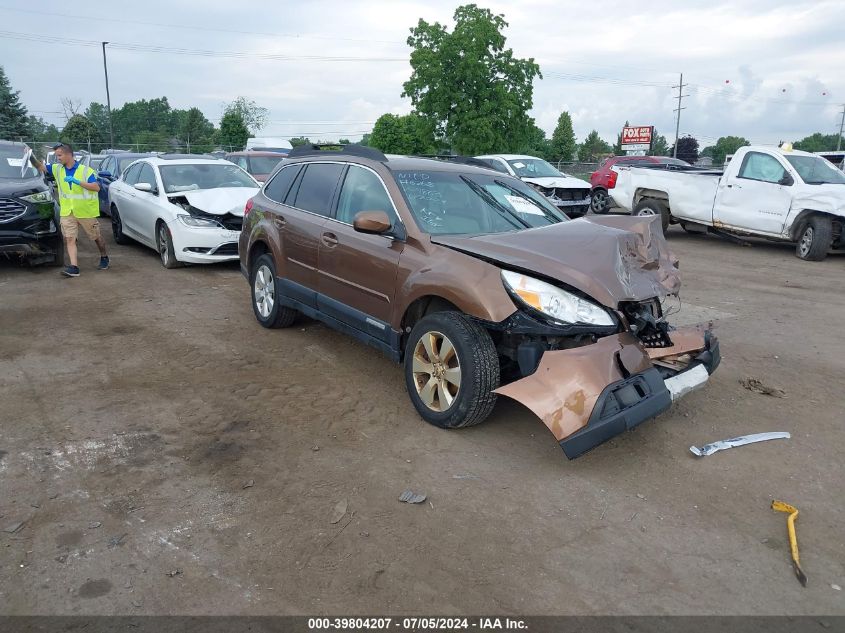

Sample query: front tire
[404,311,500,429]
[111,206,131,245]
[795,216,832,261]
[156,221,183,269]
[590,188,609,214]
[251,253,298,328]
[634,199,670,233]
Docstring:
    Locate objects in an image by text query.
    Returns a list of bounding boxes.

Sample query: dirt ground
[0,223,843,616]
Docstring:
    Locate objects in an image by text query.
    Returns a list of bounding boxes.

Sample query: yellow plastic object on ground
[771,500,807,587]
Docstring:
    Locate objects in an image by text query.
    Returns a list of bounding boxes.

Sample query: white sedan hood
[177,187,258,216]
[522,175,591,190]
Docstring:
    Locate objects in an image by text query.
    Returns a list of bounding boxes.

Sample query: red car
[225,151,287,183]
[590,156,689,213]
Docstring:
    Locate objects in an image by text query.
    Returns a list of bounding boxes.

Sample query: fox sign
[621,126,653,151]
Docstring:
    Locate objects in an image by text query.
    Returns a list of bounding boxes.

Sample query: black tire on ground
[46,235,64,267]
[634,199,670,234]
[404,311,500,430]
[250,253,298,328]
[156,221,183,269]
[111,206,131,245]
[590,188,609,214]
[795,215,833,261]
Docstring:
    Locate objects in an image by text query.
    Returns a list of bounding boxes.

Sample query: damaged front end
[445,214,719,459]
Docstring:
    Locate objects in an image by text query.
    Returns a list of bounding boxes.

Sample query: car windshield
[159,163,258,193]
[248,156,285,174]
[395,170,567,235]
[0,146,38,179]
[506,158,561,178]
[785,155,845,185]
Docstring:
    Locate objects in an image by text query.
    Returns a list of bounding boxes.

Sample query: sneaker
[98,256,110,270]
[61,265,80,277]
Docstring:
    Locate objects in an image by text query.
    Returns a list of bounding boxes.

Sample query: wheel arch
[633,188,670,211]
[788,209,843,242]
[246,239,271,275]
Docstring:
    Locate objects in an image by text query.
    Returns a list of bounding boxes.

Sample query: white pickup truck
[609,145,845,261]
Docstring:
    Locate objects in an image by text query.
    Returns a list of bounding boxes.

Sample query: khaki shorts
[61,215,101,240]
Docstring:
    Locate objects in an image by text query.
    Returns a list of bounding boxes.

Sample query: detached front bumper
[494,327,720,459]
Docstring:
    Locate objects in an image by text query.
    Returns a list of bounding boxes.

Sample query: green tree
[669,135,699,163]
[61,115,102,151]
[224,97,268,134]
[369,113,437,155]
[359,133,371,147]
[650,129,669,156]
[0,65,29,139]
[84,102,112,145]
[519,121,551,160]
[710,136,750,166]
[111,97,173,144]
[613,120,630,155]
[550,111,576,162]
[217,110,249,151]
[179,107,215,153]
[794,132,842,152]
[289,136,312,147]
[579,130,612,162]
[131,130,170,153]
[27,116,59,141]
[402,4,541,155]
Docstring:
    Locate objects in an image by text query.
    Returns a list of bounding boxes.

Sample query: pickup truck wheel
[404,311,500,429]
[251,253,298,328]
[634,199,670,234]
[590,189,608,214]
[796,216,832,261]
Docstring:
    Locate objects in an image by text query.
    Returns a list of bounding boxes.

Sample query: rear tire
[404,311,500,429]
[251,253,298,328]
[795,216,832,261]
[156,221,183,269]
[111,206,131,245]
[590,188,609,214]
[634,199,670,234]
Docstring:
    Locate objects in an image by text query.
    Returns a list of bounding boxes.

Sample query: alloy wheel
[158,224,170,266]
[253,264,275,318]
[636,207,657,216]
[591,190,607,213]
[798,227,814,258]
[412,331,462,412]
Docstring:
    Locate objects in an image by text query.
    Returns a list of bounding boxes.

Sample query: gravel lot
[1,225,843,615]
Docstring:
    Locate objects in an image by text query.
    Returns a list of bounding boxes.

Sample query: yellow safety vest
[51,163,99,218]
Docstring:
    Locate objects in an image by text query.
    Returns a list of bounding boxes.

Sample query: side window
[264,165,301,203]
[336,166,397,225]
[237,157,249,171]
[123,163,142,185]
[137,164,158,192]
[293,163,345,216]
[738,152,787,184]
[479,159,509,174]
[100,157,112,173]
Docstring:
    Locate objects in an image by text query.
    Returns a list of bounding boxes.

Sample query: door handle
[273,216,286,229]
[321,232,338,247]
[727,183,742,189]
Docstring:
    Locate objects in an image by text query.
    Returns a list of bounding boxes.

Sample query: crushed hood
[171,187,257,216]
[522,175,591,190]
[792,184,845,217]
[431,215,680,307]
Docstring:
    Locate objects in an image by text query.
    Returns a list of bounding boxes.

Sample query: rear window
[292,163,345,216]
[0,146,38,179]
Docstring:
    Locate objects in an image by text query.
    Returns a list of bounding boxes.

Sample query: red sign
[621,126,653,146]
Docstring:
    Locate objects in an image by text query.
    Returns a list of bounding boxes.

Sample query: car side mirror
[134,182,153,193]
[779,173,794,186]
[353,210,392,234]
[98,170,112,179]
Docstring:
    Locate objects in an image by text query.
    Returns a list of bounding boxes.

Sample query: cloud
[2,0,843,146]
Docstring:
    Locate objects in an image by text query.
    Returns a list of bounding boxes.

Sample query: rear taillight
[607,171,618,189]
[244,198,254,217]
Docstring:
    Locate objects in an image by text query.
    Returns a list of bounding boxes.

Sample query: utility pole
[672,72,689,158]
[101,42,115,150]
[837,104,845,152]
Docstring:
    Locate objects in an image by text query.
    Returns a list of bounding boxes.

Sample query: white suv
[108,155,259,268]
[475,154,592,216]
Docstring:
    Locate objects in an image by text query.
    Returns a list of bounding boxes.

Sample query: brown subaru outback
[238,145,720,458]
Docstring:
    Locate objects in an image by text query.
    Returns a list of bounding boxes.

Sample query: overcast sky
[2,0,844,148]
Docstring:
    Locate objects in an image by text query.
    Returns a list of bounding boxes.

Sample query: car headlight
[20,191,53,204]
[178,214,221,228]
[501,270,614,326]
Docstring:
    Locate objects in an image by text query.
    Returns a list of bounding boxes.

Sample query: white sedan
[108,155,260,268]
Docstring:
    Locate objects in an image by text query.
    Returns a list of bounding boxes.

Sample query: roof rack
[287,144,387,162]
[157,153,218,160]
[416,154,492,169]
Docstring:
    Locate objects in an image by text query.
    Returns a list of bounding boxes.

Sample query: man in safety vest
[31,142,109,277]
